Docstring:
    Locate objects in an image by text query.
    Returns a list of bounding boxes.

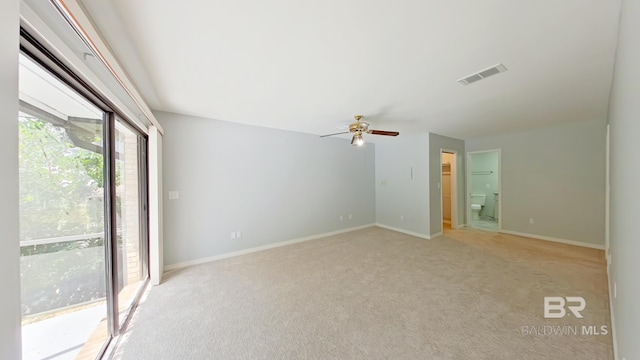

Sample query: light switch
[168,191,179,200]
[237,231,242,238]
[486,184,490,189]
[230,232,236,240]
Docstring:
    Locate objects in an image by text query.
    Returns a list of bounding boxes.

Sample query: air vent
[457,63,508,85]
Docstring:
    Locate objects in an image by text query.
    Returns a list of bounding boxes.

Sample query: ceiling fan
[320,115,399,146]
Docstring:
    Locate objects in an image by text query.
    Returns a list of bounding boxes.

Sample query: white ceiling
[80,0,621,140]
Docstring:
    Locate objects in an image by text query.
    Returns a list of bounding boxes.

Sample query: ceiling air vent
[457,63,508,85]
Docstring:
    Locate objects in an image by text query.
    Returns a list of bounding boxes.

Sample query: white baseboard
[430,231,443,239]
[374,223,432,240]
[500,229,605,250]
[608,270,618,359]
[164,223,376,272]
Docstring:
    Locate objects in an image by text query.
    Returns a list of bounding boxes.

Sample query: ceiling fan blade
[368,130,399,136]
[320,131,350,138]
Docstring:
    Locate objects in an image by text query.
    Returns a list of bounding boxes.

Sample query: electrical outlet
[340,216,343,221]
[529,218,534,224]
[486,184,490,189]
[400,215,404,221]
[237,231,242,239]
[230,232,236,240]
[348,214,352,220]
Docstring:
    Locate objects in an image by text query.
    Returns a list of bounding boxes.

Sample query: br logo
[544,296,586,319]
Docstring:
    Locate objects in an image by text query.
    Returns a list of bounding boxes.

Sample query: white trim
[430,231,444,239]
[374,223,432,240]
[605,123,611,266]
[608,271,619,359]
[164,224,376,272]
[500,229,605,250]
[149,127,163,285]
[604,115,616,358]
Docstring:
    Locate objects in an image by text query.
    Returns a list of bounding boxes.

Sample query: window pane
[19,53,109,360]
[115,119,147,327]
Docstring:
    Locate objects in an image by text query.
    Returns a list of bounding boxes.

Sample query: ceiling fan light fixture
[351,132,365,146]
[320,114,398,143]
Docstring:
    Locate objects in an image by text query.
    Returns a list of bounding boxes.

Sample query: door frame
[466,149,502,230]
[605,124,610,267]
[440,149,458,229]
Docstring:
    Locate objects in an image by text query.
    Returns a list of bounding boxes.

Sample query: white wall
[0,0,22,358]
[607,0,640,358]
[429,133,465,235]
[157,111,375,267]
[466,119,606,247]
[469,151,499,220]
[375,134,430,237]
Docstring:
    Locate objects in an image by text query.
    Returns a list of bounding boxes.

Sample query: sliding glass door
[19,52,109,360]
[115,119,148,329]
[19,39,149,359]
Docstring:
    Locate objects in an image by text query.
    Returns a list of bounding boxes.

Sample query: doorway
[440,150,458,230]
[467,150,501,231]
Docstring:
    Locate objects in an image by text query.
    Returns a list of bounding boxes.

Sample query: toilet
[470,194,486,220]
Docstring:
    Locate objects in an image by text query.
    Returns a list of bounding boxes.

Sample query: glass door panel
[18,53,109,359]
[114,119,148,327]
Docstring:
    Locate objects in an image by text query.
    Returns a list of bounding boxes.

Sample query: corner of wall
[606,1,640,358]
[374,133,431,238]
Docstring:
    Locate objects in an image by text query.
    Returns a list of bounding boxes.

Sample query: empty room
[2,0,640,360]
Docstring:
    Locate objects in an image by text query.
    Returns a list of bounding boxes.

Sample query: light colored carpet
[114,226,612,359]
